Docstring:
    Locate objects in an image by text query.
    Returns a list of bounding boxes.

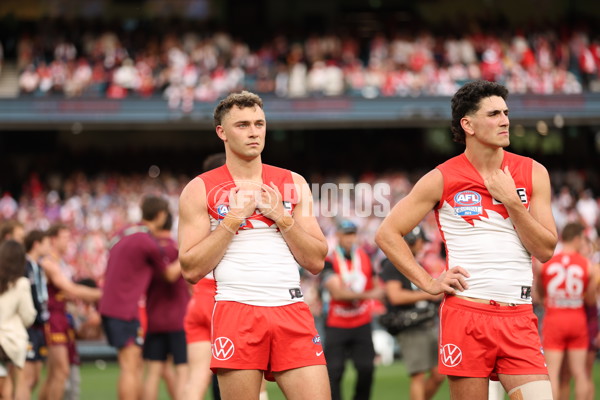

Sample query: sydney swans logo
[212,337,235,360]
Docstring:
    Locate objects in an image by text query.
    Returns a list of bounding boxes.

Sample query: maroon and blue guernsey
[99,225,166,321]
[145,235,190,333]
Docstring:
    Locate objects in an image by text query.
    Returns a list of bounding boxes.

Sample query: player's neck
[560,243,578,254]
[226,156,262,181]
[464,146,504,177]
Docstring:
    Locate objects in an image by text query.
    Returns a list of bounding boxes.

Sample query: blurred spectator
[0,220,25,244]
[576,189,599,234]
[0,241,37,398]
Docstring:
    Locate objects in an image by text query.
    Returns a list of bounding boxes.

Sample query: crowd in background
[8,19,600,110]
[0,168,598,285]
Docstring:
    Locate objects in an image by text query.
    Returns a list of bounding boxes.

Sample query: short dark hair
[561,222,585,242]
[47,223,68,238]
[141,195,169,221]
[202,152,226,172]
[161,212,173,231]
[451,80,509,144]
[213,91,264,127]
[0,240,26,294]
[0,220,24,241]
[24,230,46,253]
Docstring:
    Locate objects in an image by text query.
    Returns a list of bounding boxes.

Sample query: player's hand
[425,292,444,302]
[228,185,257,219]
[484,166,520,207]
[257,182,286,221]
[428,266,470,295]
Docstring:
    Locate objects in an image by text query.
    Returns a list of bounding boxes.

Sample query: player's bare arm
[384,280,443,306]
[484,162,557,262]
[376,169,470,295]
[532,259,547,304]
[39,258,101,302]
[584,259,598,306]
[163,260,182,283]
[257,173,327,275]
[178,177,256,283]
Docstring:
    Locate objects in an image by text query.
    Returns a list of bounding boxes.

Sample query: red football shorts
[210,301,326,381]
[542,308,588,351]
[438,295,547,377]
[184,278,217,344]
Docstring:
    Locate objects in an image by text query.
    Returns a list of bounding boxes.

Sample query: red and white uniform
[201,164,302,306]
[435,152,547,377]
[200,164,324,377]
[540,252,590,350]
[184,272,216,343]
[435,152,534,304]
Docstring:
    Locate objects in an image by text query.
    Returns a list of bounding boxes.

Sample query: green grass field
[53,359,600,399]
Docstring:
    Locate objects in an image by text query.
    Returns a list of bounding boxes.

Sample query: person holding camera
[379,225,445,400]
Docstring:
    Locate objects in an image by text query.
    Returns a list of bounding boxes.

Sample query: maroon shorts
[210,301,325,381]
[438,296,547,377]
[44,311,80,365]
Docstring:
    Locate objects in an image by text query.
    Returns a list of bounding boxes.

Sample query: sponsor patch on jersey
[453,190,482,216]
[216,204,230,217]
[521,286,531,300]
[312,335,321,344]
[492,188,528,205]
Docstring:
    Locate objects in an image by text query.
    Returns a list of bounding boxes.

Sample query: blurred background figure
[0,220,25,244]
[142,211,188,400]
[16,230,51,400]
[537,222,598,400]
[0,240,37,398]
[322,219,384,400]
[39,223,101,400]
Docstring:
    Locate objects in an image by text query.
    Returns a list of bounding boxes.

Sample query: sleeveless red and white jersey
[435,151,534,304]
[200,164,302,306]
[540,251,589,310]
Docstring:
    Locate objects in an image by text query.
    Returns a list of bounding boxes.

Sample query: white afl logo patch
[212,337,235,360]
[454,190,481,206]
[440,343,463,367]
[453,191,482,216]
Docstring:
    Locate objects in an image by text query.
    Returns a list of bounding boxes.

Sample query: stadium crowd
[11,19,600,109]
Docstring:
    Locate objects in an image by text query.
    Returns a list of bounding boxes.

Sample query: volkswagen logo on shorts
[440,343,462,367]
[212,337,235,361]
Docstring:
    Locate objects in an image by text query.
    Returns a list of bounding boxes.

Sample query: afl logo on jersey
[453,191,482,216]
[216,204,230,217]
